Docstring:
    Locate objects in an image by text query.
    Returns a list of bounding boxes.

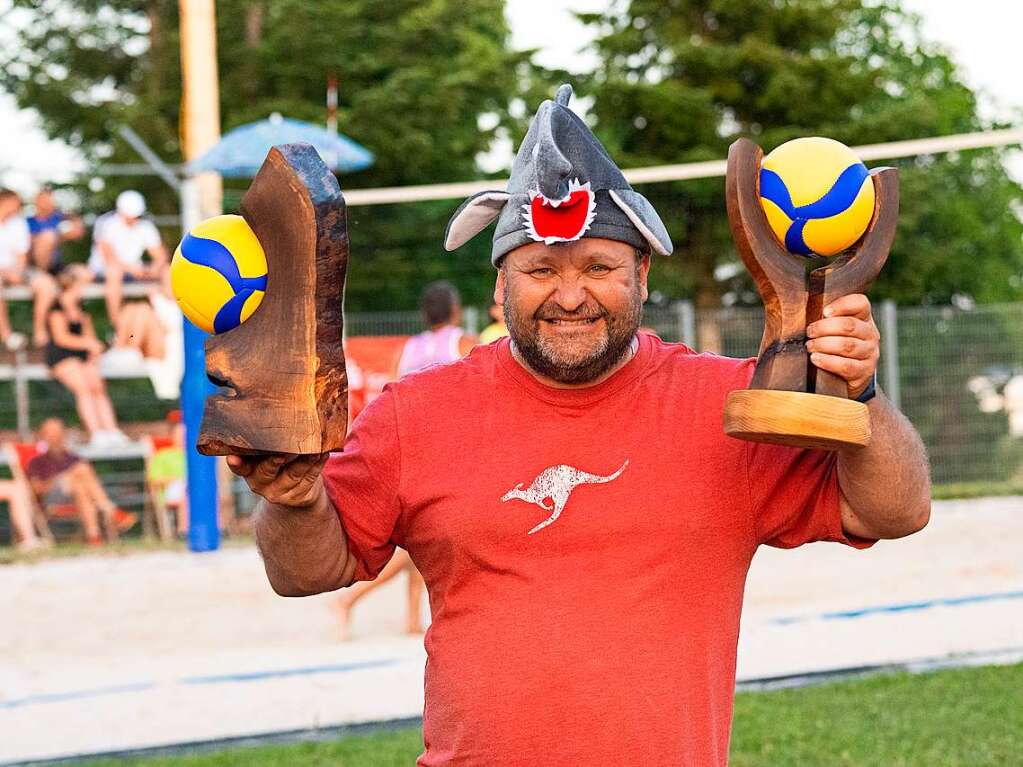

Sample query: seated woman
[45,266,128,448]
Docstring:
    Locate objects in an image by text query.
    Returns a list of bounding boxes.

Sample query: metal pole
[464,306,479,335]
[14,351,29,440]
[881,299,901,410]
[179,0,222,552]
[676,300,696,348]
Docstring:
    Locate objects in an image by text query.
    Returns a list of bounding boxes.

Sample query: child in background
[147,411,187,537]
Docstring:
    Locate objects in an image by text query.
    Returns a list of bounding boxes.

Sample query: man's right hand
[227,453,330,507]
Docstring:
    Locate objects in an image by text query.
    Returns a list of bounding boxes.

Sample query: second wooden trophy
[722,137,898,451]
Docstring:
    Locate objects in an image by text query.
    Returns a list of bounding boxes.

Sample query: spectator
[0,472,44,552]
[45,265,129,448]
[396,280,477,377]
[0,188,58,350]
[147,412,187,536]
[87,190,170,325]
[26,418,136,545]
[478,299,509,344]
[27,186,85,276]
[105,279,182,400]
[334,281,477,640]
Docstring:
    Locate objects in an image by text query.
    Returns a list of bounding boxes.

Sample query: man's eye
[530,268,553,277]
[588,264,610,273]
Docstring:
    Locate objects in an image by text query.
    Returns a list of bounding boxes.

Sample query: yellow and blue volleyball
[759,137,875,258]
[170,215,267,334]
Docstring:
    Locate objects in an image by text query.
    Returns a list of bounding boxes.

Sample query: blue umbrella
[187,113,374,177]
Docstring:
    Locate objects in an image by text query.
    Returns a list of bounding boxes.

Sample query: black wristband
[855,374,877,403]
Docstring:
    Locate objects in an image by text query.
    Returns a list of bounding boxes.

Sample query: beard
[504,281,643,385]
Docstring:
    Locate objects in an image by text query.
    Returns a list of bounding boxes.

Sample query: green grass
[931,481,1023,500]
[75,663,1022,767]
[0,533,255,565]
[729,663,1023,766]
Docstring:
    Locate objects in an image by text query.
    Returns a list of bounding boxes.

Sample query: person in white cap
[87,190,170,324]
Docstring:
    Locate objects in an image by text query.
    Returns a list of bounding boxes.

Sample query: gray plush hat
[444,84,673,266]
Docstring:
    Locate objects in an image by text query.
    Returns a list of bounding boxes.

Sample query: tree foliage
[2,0,524,309]
[576,0,1023,308]
[3,1,1021,312]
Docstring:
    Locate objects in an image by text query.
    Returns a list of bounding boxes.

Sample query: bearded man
[229,85,930,766]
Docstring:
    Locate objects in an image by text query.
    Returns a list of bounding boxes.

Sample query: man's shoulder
[93,211,117,236]
[27,212,62,231]
[643,332,755,384]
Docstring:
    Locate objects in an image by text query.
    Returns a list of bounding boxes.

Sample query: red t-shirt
[322,332,873,766]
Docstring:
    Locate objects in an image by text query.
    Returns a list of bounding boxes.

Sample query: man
[27,186,85,276]
[26,418,137,545]
[0,188,59,350]
[87,190,170,324]
[230,85,930,765]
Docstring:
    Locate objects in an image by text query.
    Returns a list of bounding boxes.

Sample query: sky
[0,0,1020,193]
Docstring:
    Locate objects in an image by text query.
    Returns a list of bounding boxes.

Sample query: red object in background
[344,336,409,425]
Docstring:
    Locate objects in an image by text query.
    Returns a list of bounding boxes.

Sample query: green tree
[576,0,1023,341]
[2,0,524,309]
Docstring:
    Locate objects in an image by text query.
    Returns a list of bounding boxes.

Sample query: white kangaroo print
[500,460,629,534]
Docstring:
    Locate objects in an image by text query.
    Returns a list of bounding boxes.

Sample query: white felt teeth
[527,178,592,208]
[521,179,597,245]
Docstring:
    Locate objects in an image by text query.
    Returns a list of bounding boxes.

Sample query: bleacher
[0,279,205,544]
[0,280,158,435]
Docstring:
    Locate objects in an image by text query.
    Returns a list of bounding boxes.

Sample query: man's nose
[552,276,587,312]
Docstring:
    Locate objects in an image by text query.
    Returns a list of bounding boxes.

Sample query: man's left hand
[805,293,879,399]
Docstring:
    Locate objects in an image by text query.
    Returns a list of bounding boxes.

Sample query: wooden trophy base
[723,390,870,451]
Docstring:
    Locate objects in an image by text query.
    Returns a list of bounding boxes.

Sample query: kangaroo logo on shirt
[500,460,629,534]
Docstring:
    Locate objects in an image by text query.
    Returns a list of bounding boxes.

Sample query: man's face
[496,238,649,385]
[35,190,55,216]
[39,418,65,449]
[0,195,21,220]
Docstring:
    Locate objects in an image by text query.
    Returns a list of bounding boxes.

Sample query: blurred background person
[27,185,85,277]
[146,410,188,537]
[0,188,58,351]
[478,298,509,344]
[26,418,135,545]
[45,265,128,447]
[86,190,169,326]
[334,280,477,641]
[396,280,477,377]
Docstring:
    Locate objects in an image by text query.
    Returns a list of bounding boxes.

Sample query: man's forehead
[508,239,636,267]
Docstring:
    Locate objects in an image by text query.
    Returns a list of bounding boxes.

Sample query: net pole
[179,0,222,552]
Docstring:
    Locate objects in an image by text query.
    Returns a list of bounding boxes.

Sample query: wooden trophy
[197,143,349,456]
[722,138,898,451]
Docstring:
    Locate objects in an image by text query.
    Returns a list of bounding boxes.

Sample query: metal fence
[643,300,1023,488]
[2,302,1022,491]
[319,300,1023,486]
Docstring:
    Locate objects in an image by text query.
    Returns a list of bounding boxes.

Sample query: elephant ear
[609,189,673,256]
[444,191,511,251]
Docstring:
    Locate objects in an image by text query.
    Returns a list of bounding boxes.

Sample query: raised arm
[228,453,356,596]
[806,294,931,539]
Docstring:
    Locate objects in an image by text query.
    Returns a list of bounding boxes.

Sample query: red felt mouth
[530,189,593,241]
